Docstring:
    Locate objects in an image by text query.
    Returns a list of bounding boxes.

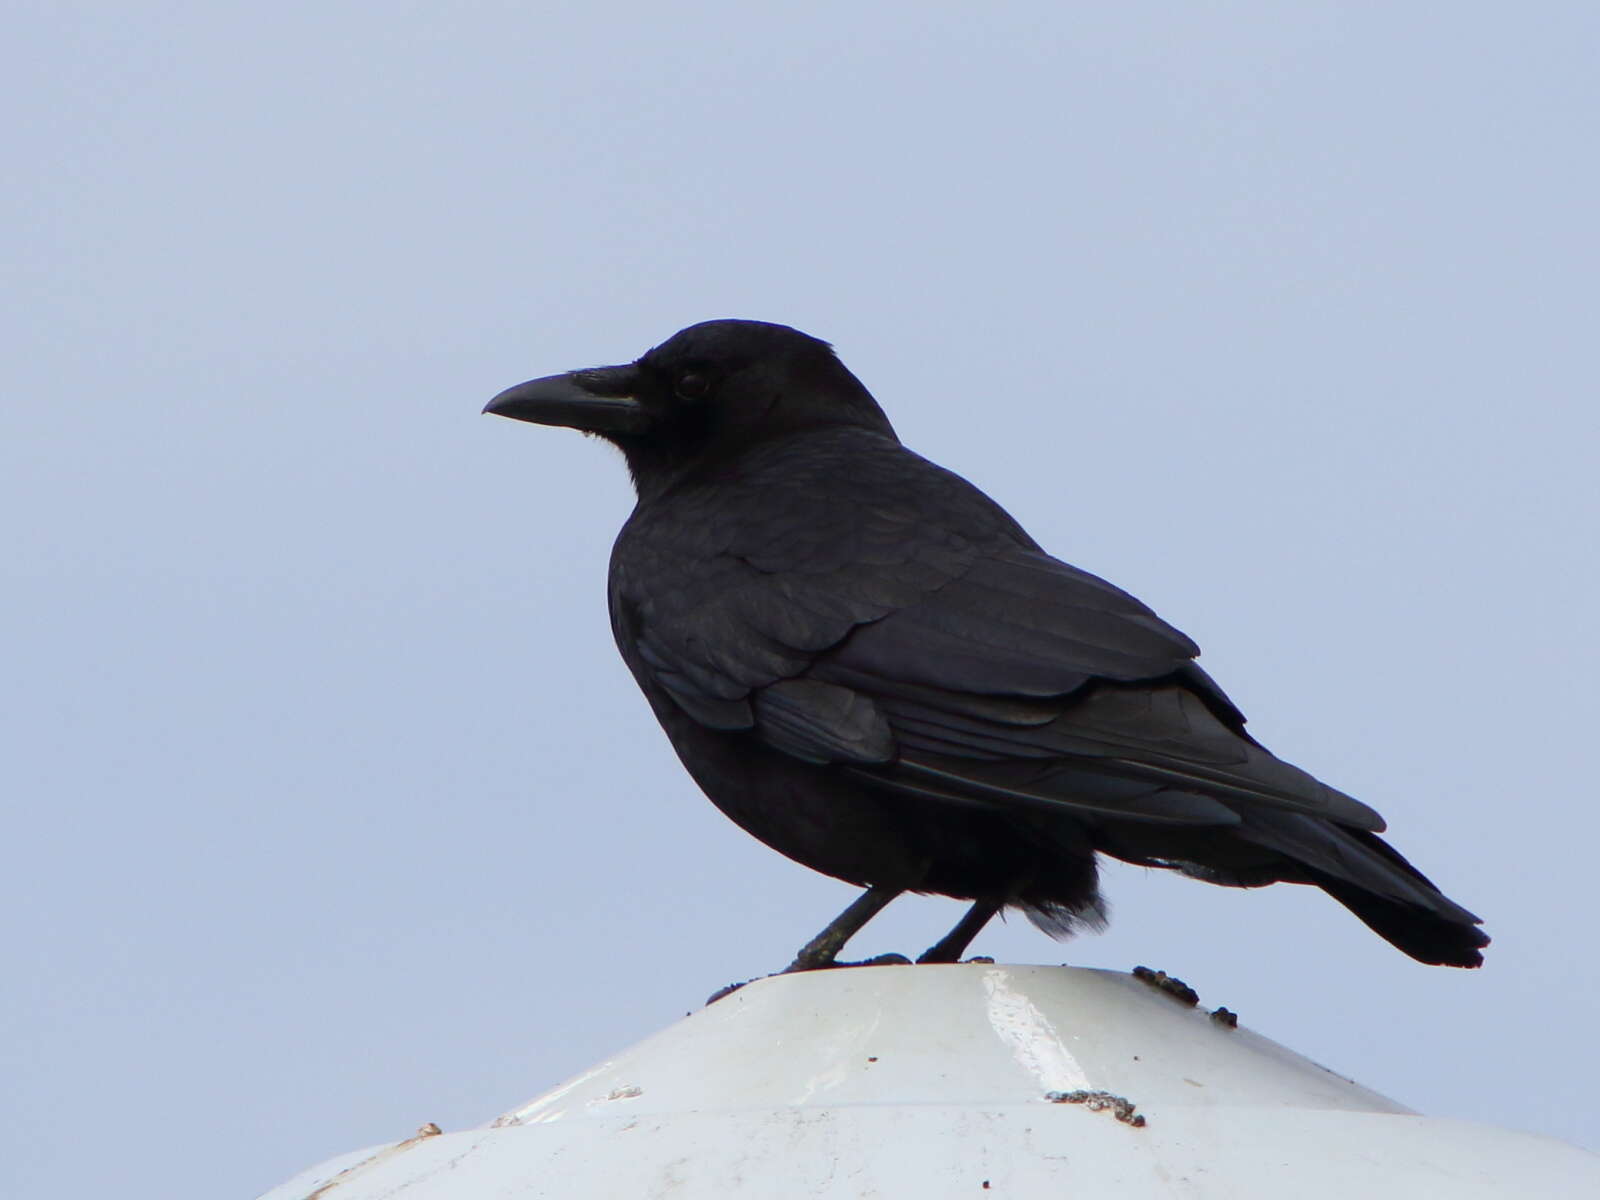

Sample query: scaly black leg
[917,898,1003,963]
[784,884,904,972]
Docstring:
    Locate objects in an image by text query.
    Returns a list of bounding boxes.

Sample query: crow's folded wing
[610,433,1381,832]
[824,547,1196,697]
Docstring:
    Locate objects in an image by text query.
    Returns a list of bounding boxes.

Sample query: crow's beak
[484,364,649,435]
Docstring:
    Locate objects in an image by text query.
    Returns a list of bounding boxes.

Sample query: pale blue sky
[4,4,1597,1196]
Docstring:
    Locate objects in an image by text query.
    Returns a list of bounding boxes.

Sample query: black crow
[486,320,1487,969]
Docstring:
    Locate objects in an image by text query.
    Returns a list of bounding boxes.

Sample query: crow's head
[485,320,896,490]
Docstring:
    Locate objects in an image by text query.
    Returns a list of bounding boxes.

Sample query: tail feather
[1097,808,1489,967]
[1235,814,1488,967]
[1310,869,1488,967]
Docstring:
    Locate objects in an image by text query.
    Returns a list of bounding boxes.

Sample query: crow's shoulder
[609,429,1015,727]
[608,428,1198,735]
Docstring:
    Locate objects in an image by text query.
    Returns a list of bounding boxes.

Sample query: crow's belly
[652,701,1098,902]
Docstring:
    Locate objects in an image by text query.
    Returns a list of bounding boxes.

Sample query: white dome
[261,964,1600,1198]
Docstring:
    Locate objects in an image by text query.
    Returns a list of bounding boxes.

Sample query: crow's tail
[1237,815,1489,967]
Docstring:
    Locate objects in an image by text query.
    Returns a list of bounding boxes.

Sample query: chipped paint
[491,1059,617,1127]
[981,967,1091,1094]
[301,1123,441,1199]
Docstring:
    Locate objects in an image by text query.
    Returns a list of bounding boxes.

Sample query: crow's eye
[675,371,710,401]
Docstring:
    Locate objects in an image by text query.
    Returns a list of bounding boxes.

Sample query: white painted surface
[259,965,1600,1198]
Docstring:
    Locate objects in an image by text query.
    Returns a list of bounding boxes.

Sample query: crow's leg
[784,884,904,972]
[916,898,1004,963]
